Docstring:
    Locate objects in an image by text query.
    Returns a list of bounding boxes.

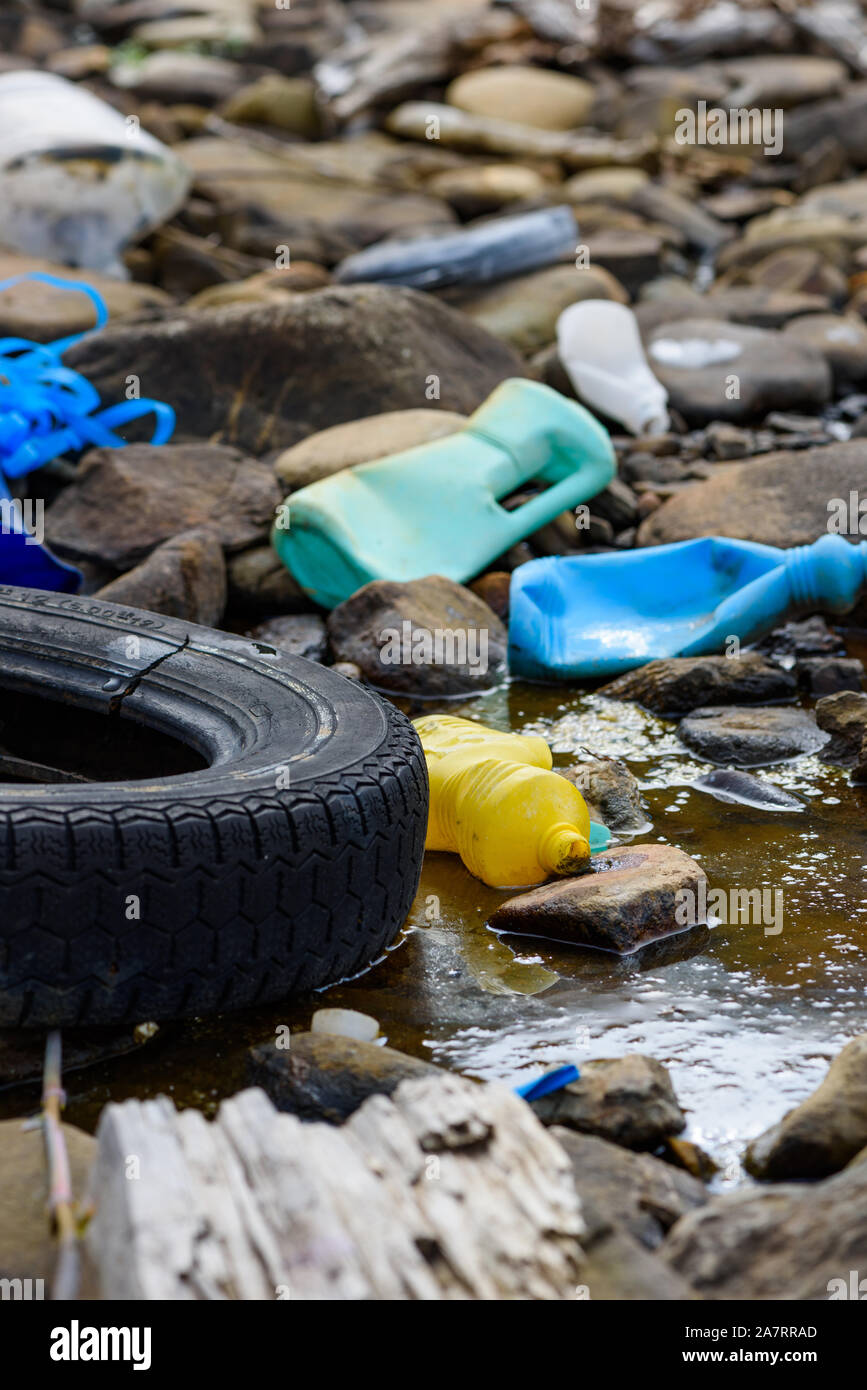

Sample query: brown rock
[249,614,327,663]
[0,251,169,343]
[530,1054,686,1149]
[489,843,707,953]
[327,575,507,696]
[637,442,867,548]
[662,1153,867,1299]
[745,1034,867,1180]
[96,530,226,625]
[226,545,313,615]
[247,1032,440,1124]
[559,755,648,831]
[553,1127,707,1249]
[600,654,797,716]
[815,689,867,765]
[45,444,281,571]
[66,287,525,455]
[646,317,832,426]
[469,571,511,621]
[274,409,466,493]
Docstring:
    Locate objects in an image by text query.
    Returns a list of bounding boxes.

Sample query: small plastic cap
[541,825,592,877]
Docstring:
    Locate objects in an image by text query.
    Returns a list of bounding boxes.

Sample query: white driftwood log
[87,1073,585,1300]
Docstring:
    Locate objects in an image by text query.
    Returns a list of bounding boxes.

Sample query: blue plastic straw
[514,1063,580,1101]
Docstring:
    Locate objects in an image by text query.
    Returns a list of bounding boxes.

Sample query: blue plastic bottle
[509,534,867,680]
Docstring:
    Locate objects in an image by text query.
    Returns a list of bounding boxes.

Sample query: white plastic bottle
[557,298,671,437]
[0,71,190,275]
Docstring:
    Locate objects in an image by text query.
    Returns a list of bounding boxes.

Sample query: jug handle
[498,454,615,537]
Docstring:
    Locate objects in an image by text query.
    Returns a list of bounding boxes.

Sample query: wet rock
[815,690,867,766]
[0,251,169,342]
[662,1136,720,1182]
[327,575,507,697]
[559,755,649,831]
[221,74,320,136]
[187,264,332,311]
[740,246,848,304]
[783,312,867,389]
[96,529,227,626]
[489,844,707,954]
[226,545,313,615]
[249,614,327,663]
[798,656,865,697]
[179,136,455,249]
[691,769,803,812]
[704,421,754,459]
[426,164,549,218]
[451,263,627,354]
[745,1034,867,1180]
[45,444,280,571]
[553,1127,707,1250]
[66,287,525,455]
[0,1119,98,1294]
[386,102,655,171]
[564,167,650,204]
[584,229,663,297]
[246,1031,440,1124]
[589,478,639,531]
[662,1154,867,1300]
[646,318,832,426]
[600,654,796,716]
[112,50,245,105]
[756,614,844,663]
[629,183,733,253]
[722,54,847,109]
[678,705,828,765]
[637,442,867,547]
[580,1224,699,1301]
[274,409,466,493]
[529,1054,686,1150]
[445,65,595,131]
[468,571,510,622]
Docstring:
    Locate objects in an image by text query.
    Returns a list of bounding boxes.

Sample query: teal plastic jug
[272,378,615,610]
[509,534,867,680]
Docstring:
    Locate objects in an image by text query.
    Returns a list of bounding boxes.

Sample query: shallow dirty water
[2,659,865,1188]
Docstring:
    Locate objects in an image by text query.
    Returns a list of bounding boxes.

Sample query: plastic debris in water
[414,714,611,854]
[334,205,578,289]
[649,336,743,369]
[273,378,615,610]
[558,299,670,436]
[311,1008,380,1042]
[509,534,867,680]
[0,271,175,591]
[514,1064,580,1101]
[691,769,804,811]
[0,70,190,273]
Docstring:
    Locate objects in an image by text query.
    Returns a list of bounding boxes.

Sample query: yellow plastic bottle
[413,714,552,770]
[425,749,592,888]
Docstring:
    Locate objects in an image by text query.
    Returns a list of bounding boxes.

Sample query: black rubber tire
[0,587,428,1027]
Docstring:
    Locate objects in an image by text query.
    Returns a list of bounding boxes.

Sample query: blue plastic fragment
[514,1063,580,1102]
[509,534,867,680]
[0,272,176,591]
